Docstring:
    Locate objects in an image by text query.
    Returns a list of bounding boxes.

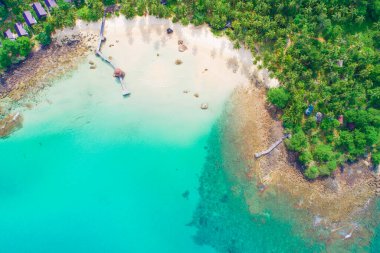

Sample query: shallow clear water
[0,17,379,252]
[0,60,219,253]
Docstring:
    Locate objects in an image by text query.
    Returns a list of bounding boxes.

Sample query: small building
[14,23,28,37]
[32,2,47,19]
[23,11,37,26]
[305,104,314,116]
[160,0,168,5]
[3,29,15,40]
[44,0,58,8]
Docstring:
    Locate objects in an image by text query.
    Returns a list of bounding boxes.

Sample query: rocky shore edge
[0,31,99,138]
[224,83,379,242]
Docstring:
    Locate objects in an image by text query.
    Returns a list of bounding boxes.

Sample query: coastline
[225,84,378,240]
[0,14,378,244]
[0,27,94,137]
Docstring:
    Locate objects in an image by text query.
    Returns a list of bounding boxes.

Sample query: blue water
[0,59,379,252]
[0,59,218,252]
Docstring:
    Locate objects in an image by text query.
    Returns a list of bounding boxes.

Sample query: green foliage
[299,150,312,165]
[120,1,136,19]
[0,6,8,22]
[373,151,380,165]
[0,48,12,68]
[37,32,51,47]
[313,144,334,162]
[77,0,103,21]
[286,131,308,152]
[267,87,290,109]
[103,0,115,6]
[304,166,319,179]
[17,37,33,57]
[303,117,317,132]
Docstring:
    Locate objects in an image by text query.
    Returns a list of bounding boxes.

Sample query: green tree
[0,48,11,69]
[37,32,52,47]
[286,130,308,152]
[313,144,334,162]
[304,166,319,179]
[17,37,33,57]
[267,87,290,109]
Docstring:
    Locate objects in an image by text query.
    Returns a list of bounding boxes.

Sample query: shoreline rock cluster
[0,32,92,138]
[223,85,378,243]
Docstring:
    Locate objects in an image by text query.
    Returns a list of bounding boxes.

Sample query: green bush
[37,32,51,47]
[373,151,380,165]
[303,117,317,132]
[267,87,290,109]
[17,37,33,57]
[318,166,331,177]
[286,130,308,152]
[120,2,136,19]
[313,144,334,162]
[299,150,312,165]
[304,166,319,179]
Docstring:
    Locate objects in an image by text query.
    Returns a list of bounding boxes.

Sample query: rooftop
[23,11,37,26]
[32,2,48,18]
[14,23,28,37]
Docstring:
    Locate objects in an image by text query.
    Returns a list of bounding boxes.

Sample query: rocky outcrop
[201,103,208,110]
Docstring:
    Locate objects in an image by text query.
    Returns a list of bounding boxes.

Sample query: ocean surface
[0,17,379,253]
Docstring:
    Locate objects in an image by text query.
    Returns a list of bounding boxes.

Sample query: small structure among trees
[32,2,48,19]
[23,11,37,26]
[3,29,15,40]
[14,23,28,37]
[44,0,58,9]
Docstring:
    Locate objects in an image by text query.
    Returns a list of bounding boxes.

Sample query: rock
[182,190,189,199]
[89,60,94,65]
[178,40,183,45]
[157,53,160,56]
[116,40,119,43]
[175,59,183,65]
[194,93,199,98]
[201,103,208,110]
[108,56,113,60]
[183,90,189,94]
[90,65,96,69]
[179,44,188,52]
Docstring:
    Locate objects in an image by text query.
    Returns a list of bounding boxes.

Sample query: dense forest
[1,0,379,179]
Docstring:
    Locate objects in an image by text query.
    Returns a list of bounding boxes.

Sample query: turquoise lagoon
[0,17,379,252]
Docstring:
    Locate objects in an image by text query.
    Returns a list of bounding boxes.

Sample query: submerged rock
[182,190,190,199]
[201,103,208,110]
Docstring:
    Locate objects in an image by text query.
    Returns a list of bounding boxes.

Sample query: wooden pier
[96,12,130,96]
[254,134,291,158]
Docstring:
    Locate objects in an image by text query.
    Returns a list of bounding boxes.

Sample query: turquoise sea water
[0,48,379,253]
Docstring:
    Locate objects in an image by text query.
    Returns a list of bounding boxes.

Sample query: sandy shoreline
[0,15,377,240]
